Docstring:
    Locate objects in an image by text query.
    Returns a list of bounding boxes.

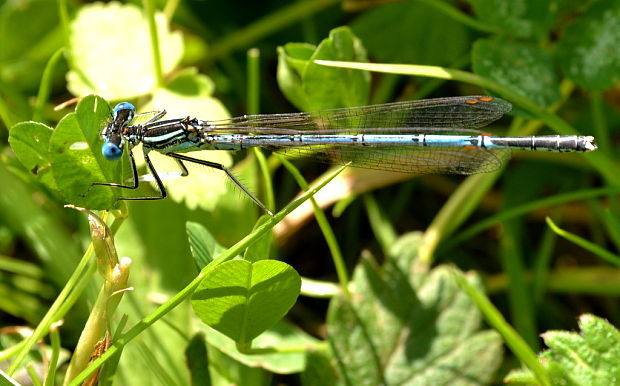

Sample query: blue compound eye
[102,141,123,160]
[112,102,136,122]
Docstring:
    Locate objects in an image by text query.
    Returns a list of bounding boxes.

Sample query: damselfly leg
[91,103,273,214]
[94,146,273,215]
[167,153,274,216]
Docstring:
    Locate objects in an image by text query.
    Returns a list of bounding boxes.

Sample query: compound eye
[102,141,123,160]
[112,102,136,122]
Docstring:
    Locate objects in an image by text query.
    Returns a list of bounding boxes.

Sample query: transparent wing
[204,96,512,135]
[270,144,511,175]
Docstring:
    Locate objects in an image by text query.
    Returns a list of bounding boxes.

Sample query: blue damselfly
[92,96,597,215]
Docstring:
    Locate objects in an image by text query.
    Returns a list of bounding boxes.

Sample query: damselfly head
[113,102,136,123]
[102,135,124,160]
[100,102,136,159]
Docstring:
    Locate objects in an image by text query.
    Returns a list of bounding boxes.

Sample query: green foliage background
[1,0,620,384]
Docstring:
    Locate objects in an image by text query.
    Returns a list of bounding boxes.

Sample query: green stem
[247,48,275,212]
[279,156,350,298]
[486,266,620,296]
[57,0,70,50]
[452,268,551,386]
[363,194,397,254]
[58,0,96,91]
[28,364,42,386]
[590,91,609,150]
[4,210,127,374]
[163,0,181,20]
[6,244,96,374]
[44,325,62,386]
[68,165,348,385]
[0,255,43,277]
[254,149,275,214]
[64,239,130,383]
[0,90,14,129]
[34,48,65,122]
[546,217,620,267]
[500,217,538,350]
[246,48,261,115]
[238,341,329,355]
[442,186,620,251]
[531,210,559,304]
[416,0,500,33]
[207,0,339,60]
[0,264,97,367]
[143,0,164,87]
[419,171,502,264]
[300,277,340,297]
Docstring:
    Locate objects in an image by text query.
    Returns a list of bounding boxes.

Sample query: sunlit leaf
[192,259,301,344]
[49,95,119,209]
[277,26,370,111]
[144,72,256,213]
[506,314,620,384]
[67,2,183,99]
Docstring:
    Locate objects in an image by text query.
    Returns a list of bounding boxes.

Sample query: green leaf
[351,0,469,64]
[327,233,503,385]
[277,26,370,111]
[556,0,620,91]
[186,221,226,271]
[277,43,315,110]
[506,314,620,384]
[473,39,561,109]
[192,259,301,344]
[304,27,370,110]
[467,0,557,39]
[7,95,118,209]
[49,95,119,209]
[301,350,337,386]
[162,67,216,97]
[202,342,270,385]
[544,314,620,384]
[0,0,64,92]
[200,319,319,374]
[8,121,57,190]
[67,2,183,99]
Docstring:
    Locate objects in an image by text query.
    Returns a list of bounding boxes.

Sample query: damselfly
[92,96,597,215]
